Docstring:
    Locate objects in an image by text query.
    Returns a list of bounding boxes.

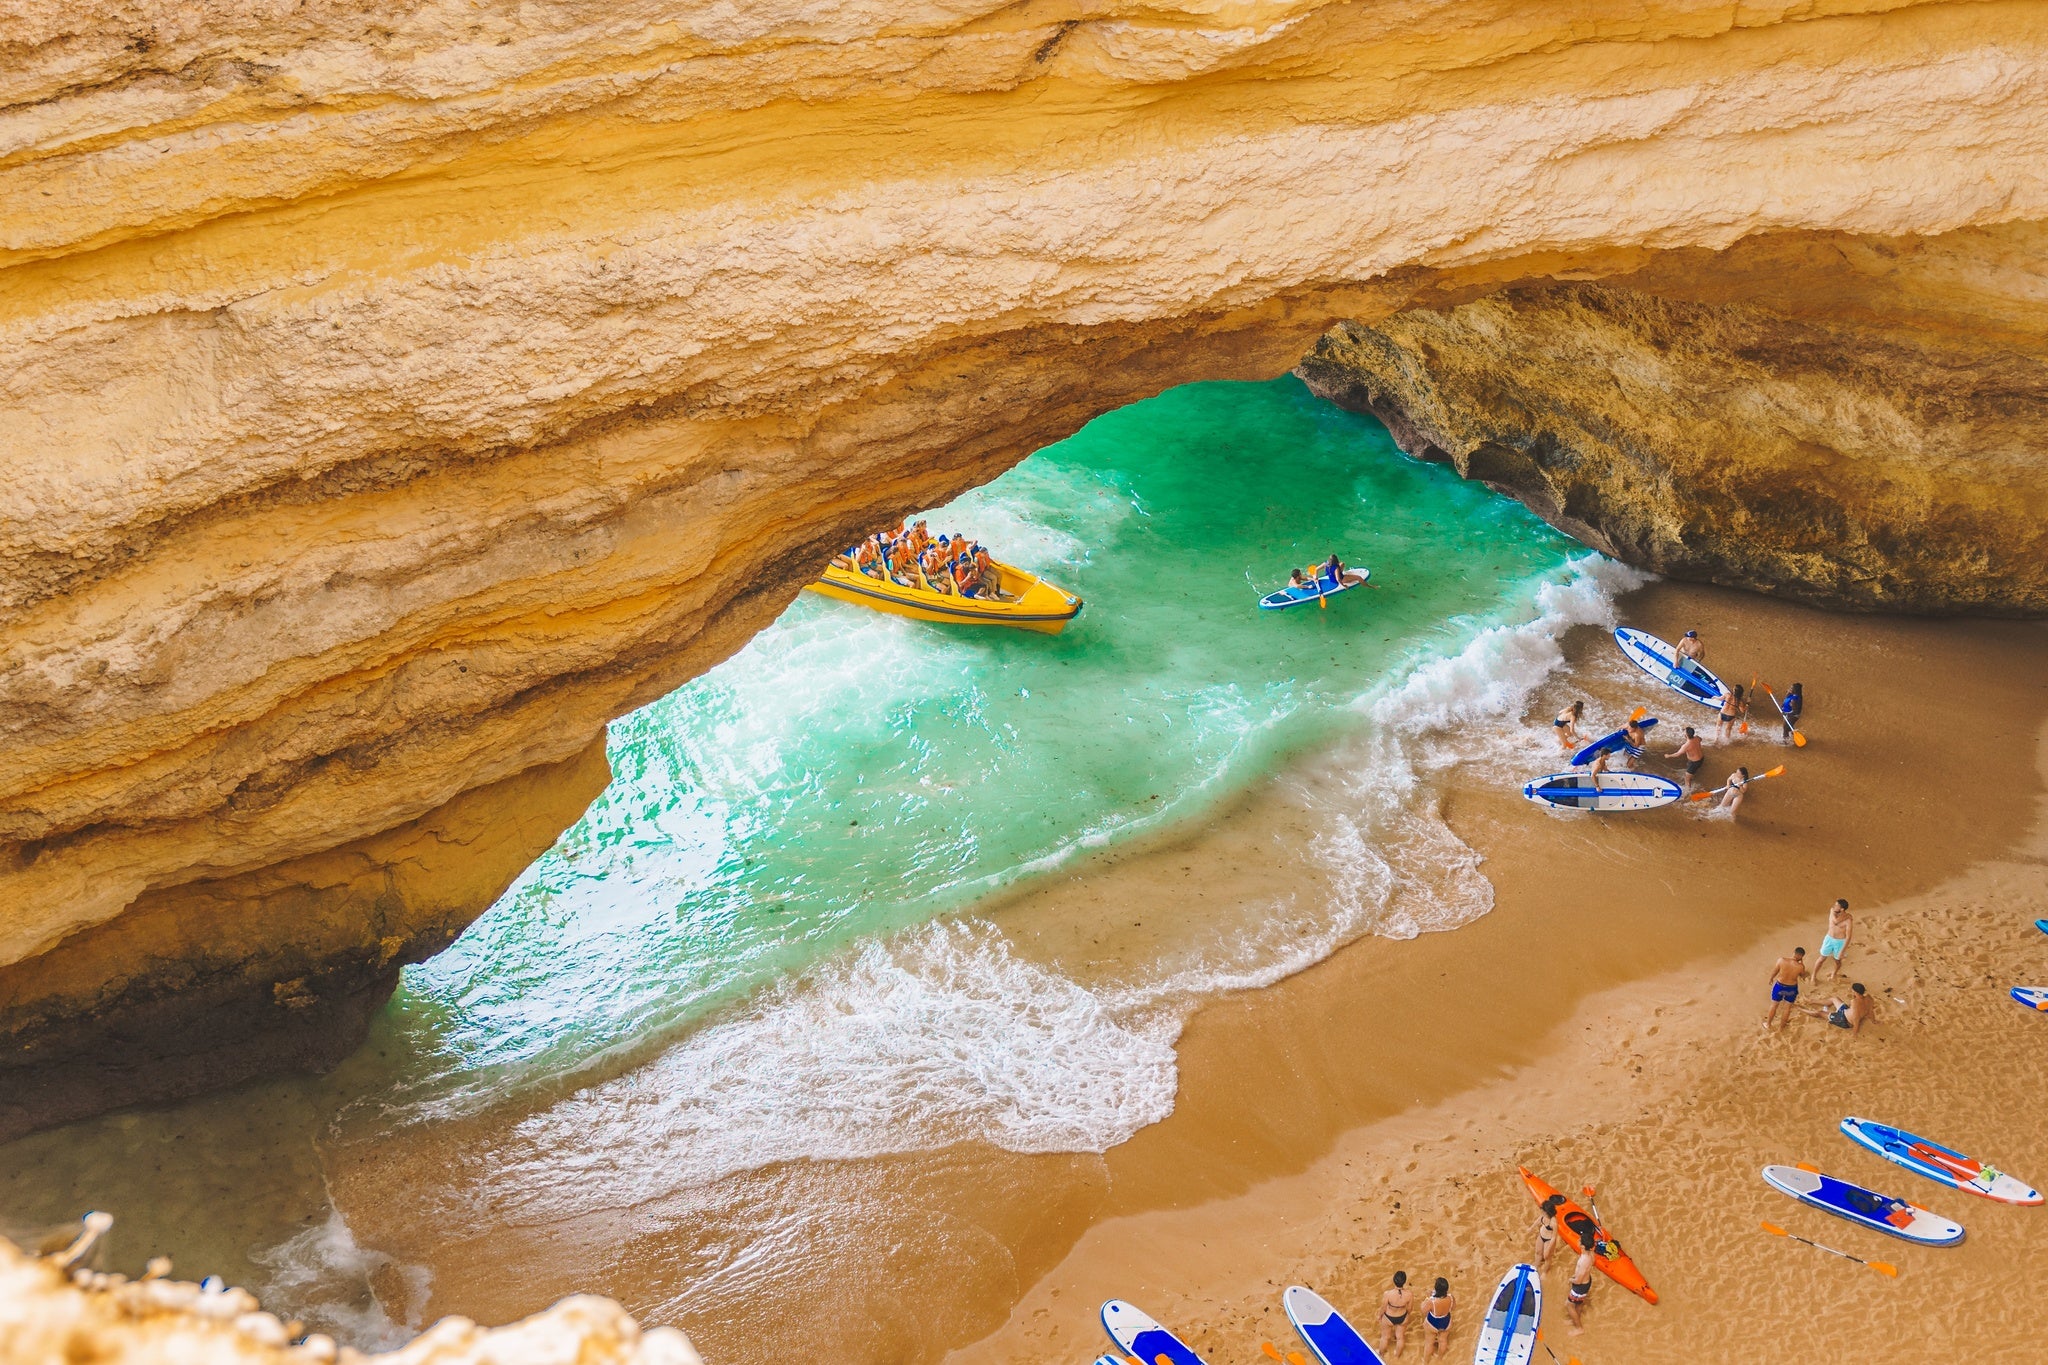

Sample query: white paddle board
[1614,628,1725,709]
[1471,1264,1540,1365]
[1523,771,1682,812]
[1840,1117,2041,1205]
[2012,986,2048,1011]
[1761,1164,1964,1246]
[1101,1301,1205,1365]
[1569,715,1658,767]
[1283,1286,1386,1365]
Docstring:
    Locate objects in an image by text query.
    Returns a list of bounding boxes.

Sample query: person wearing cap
[1677,629,1705,663]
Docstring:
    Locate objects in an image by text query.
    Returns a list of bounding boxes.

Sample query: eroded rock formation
[0,1221,698,1365]
[4,0,2047,1130]
[1297,226,2048,613]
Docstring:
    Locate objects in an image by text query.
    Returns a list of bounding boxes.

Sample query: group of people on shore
[844,519,999,598]
[1550,627,1804,816]
[1367,1269,1457,1358]
[1765,898,1879,1036]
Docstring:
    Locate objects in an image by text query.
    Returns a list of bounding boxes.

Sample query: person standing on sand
[1677,629,1705,665]
[1565,1242,1597,1334]
[1423,1278,1454,1359]
[1663,726,1705,793]
[1378,1271,1412,1358]
[1815,900,1853,983]
[1717,766,1751,818]
[1765,947,1808,1029]
[1554,701,1586,751]
[1533,1194,1563,1269]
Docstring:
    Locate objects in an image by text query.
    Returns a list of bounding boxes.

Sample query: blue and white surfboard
[1101,1301,1205,1365]
[1282,1286,1386,1365]
[1614,628,1725,709]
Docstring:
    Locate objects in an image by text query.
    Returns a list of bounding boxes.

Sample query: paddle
[1763,685,1808,747]
[1741,675,1755,734]
[1535,1328,1585,1365]
[1760,1220,1898,1277]
[1687,763,1785,802]
[1259,1341,1308,1365]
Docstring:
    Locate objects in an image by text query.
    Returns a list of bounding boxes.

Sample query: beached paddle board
[1613,628,1725,709]
[1260,568,1370,610]
[1569,716,1658,767]
[2012,986,2048,1011]
[2035,918,2048,937]
[1101,1301,1205,1365]
[1471,1265,1540,1365]
[1522,771,1682,812]
[1760,1165,1964,1246]
[1839,1118,2041,1205]
[1517,1168,1657,1303]
[1283,1286,1386,1365]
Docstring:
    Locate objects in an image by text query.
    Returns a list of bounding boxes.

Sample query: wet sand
[302,581,2047,1364]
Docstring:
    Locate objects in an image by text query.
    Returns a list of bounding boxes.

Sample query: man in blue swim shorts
[1765,946,1808,1030]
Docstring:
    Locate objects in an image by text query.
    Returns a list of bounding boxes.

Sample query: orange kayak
[1519,1167,1658,1304]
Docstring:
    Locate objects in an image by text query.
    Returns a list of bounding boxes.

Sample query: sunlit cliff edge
[0,1222,700,1365]
[3,0,2047,1136]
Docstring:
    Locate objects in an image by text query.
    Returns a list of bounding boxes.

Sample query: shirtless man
[1378,1271,1413,1358]
[1814,900,1853,983]
[1765,946,1808,1030]
[1664,726,1705,793]
[1554,701,1586,752]
[1619,719,1647,772]
[1677,629,1705,665]
[1565,1242,1597,1334]
[1806,982,1878,1036]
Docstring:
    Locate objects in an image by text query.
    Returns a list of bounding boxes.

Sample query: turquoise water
[370,376,1582,1120]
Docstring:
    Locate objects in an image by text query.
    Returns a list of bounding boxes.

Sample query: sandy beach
[237,579,2047,1365]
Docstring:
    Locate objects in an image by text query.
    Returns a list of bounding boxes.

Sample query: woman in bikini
[1533,1193,1563,1270]
[1423,1277,1454,1358]
[1553,701,1586,751]
[1377,1270,1412,1358]
[1715,683,1748,745]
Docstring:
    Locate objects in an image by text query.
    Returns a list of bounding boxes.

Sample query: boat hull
[806,559,1082,633]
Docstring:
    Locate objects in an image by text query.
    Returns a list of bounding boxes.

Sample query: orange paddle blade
[1688,788,1716,801]
[1761,1221,1788,1236]
[1288,1354,1308,1365]
[1262,1344,1285,1364]
[1762,765,1786,779]
[1796,1162,1822,1173]
[1628,705,1647,722]
[1793,731,1808,747]
[1871,1261,1900,1278]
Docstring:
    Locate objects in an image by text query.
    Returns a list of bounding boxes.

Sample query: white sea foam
[450,920,1177,1220]
[250,1209,431,1351]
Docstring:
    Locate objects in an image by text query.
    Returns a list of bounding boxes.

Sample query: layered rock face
[4,0,2047,1132]
[1297,226,2048,613]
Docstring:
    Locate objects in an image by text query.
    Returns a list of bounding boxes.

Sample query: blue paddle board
[1101,1301,1205,1365]
[1282,1286,1385,1365]
[1259,568,1369,610]
[1839,1117,2042,1205]
[1522,771,1682,812]
[1613,628,1725,709]
[1473,1264,1541,1365]
[2035,919,2047,937]
[2012,986,2048,1011]
[1760,1165,1964,1246]
[1569,716,1657,767]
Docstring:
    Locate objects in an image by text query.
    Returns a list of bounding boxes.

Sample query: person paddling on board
[1664,725,1705,793]
[1377,1271,1412,1358]
[1553,701,1586,751]
[1765,946,1808,1030]
[1780,683,1804,738]
[1288,568,1311,593]
[1815,899,1853,983]
[1320,553,1346,589]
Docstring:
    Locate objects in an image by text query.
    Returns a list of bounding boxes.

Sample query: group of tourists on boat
[843,519,1000,598]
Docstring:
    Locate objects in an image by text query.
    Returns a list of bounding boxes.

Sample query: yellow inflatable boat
[805,557,1083,633]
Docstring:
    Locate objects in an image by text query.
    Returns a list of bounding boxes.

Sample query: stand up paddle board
[1614,628,1725,709]
[1523,771,1682,812]
[1569,716,1658,767]
[1472,1265,1540,1365]
[2013,986,2048,1011]
[1840,1118,2042,1205]
[1101,1301,1205,1365]
[1260,568,1370,610]
[1283,1286,1386,1365]
[1760,1165,1964,1246]
[2034,918,2047,937]
[1517,1168,1657,1302]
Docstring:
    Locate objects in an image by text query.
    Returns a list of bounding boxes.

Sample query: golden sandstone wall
[3,0,2046,1132]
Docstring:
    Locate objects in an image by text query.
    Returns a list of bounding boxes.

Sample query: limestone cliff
[0,1222,697,1365]
[4,0,2048,1130]
[1296,226,2048,613]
